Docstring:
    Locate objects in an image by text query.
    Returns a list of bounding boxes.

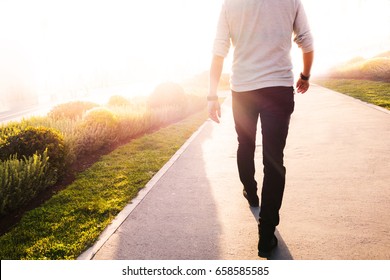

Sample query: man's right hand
[208,100,221,123]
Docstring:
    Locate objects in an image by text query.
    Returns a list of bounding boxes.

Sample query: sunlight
[302,0,390,74]
[0,0,388,110]
[0,0,222,105]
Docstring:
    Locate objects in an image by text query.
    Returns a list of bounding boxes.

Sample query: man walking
[208,0,314,258]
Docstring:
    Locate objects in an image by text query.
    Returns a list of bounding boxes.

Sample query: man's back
[213,0,313,91]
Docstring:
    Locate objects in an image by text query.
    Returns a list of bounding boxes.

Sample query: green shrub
[83,108,118,126]
[148,82,187,108]
[48,101,98,121]
[73,108,119,155]
[2,117,76,170]
[20,116,78,137]
[0,126,66,177]
[113,107,152,141]
[107,95,132,107]
[0,127,18,154]
[0,150,56,215]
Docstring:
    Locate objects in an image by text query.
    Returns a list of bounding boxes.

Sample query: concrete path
[79,85,390,260]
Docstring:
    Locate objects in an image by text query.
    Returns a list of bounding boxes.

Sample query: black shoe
[243,189,259,207]
[258,234,278,258]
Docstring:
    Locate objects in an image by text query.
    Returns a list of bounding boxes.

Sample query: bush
[48,101,98,121]
[83,107,118,128]
[0,126,66,177]
[0,150,57,215]
[327,54,390,82]
[73,108,119,155]
[113,106,153,142]
[148,82,187,108]
[107,95,132,107]
[0,125,20,148]
[360,58,390,82]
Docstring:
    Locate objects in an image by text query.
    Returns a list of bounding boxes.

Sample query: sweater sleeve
[293,0,314,53]
[212,2,231,58]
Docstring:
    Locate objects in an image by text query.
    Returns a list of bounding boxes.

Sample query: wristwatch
[300,73,310,81]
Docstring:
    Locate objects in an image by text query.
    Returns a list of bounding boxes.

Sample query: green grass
[314,79,390,110]
[0,110,208,260]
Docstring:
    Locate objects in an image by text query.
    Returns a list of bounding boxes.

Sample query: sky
[0,0,389,104]
[302,0,390,71]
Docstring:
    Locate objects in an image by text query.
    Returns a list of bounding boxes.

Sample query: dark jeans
[232,87,294,228]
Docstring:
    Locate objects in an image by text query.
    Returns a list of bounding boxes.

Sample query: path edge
[77,118,210,260]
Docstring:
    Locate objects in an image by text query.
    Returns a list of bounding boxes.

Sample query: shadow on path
[249,207,293,260]
[92,120,223,259]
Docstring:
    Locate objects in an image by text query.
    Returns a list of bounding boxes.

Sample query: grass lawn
[0,109,208,260]
[314,78,390,110]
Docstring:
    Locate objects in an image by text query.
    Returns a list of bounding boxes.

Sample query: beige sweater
[213,0,314,92]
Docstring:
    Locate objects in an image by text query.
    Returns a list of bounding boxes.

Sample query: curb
[312,84,390,115]
[77,119,209,260]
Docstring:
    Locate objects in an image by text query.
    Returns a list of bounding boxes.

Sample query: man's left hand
[296,78,310,94]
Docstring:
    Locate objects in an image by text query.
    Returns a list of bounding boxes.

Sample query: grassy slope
[326,51,390,82]
[0,110,208,260]
[314,79,390,110]
[316,51,390,109]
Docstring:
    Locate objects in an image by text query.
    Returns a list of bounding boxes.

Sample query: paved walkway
[79,85,390,260]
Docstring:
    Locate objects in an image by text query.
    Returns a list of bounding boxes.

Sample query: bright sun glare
[0,0,389,108]
[302,0,390,73]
